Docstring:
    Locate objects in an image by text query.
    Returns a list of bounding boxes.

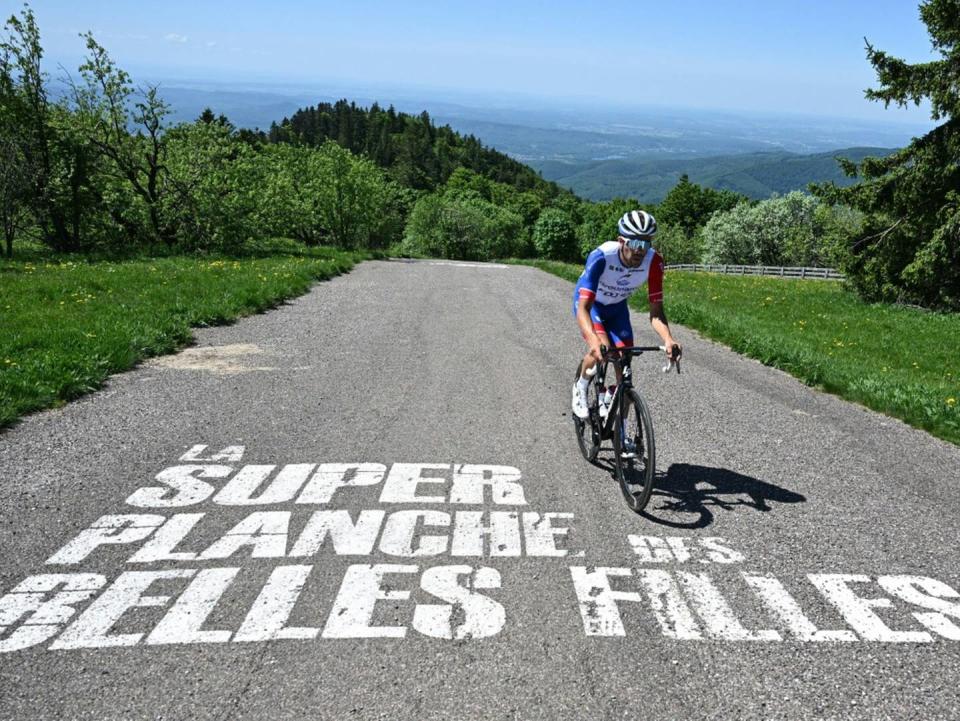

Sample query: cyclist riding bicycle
[572,210,682,420]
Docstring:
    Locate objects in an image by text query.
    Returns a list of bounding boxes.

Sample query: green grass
[0,246,362,428]
[522,260,960,446]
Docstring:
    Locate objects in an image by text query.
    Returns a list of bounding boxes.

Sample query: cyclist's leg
[572,304,613,418]
[602,302,638,452]
[573,293,606,417]
[603,301,634,385]
[573,294,611,379]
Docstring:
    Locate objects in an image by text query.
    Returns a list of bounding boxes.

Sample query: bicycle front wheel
[612,389,656,512]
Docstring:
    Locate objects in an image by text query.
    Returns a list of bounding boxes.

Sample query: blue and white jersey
[574,241,664,307]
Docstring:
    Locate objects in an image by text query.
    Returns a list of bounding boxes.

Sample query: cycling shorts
[571,292,633,348]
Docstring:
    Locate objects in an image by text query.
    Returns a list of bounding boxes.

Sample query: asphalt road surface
[2,259,959,721]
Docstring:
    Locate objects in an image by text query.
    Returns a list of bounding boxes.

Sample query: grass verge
[0,246,361,429]
[520,259,960,446]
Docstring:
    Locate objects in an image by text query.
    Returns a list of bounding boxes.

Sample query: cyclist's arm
[647,252,681,358]
[649,301,678,350]
[577,249,606,359]
[577,295,603,357]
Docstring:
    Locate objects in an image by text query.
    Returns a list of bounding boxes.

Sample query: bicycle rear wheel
[612,388,656,512]
[573,362,600,463]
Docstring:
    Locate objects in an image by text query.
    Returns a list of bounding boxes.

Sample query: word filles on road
[1,445,959,652]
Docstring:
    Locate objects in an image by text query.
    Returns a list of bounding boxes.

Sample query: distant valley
[531,147,892,203]
[152,82,915,203]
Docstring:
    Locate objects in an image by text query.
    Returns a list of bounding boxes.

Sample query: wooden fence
[666,263,844,280]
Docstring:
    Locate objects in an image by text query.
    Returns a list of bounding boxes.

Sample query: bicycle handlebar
[599,345,682,374]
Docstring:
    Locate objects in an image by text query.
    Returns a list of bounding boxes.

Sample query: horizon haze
[30,0,942,125]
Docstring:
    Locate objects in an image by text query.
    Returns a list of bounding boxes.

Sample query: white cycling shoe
[571,383,590,419]
[619,438,638,459]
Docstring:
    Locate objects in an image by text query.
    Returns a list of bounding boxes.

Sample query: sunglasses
[624,237,653,250]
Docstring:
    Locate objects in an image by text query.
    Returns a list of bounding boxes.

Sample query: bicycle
[573,344,680,513]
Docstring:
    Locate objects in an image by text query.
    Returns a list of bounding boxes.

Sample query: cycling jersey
[571,242,665,348]
[574,242,664,306]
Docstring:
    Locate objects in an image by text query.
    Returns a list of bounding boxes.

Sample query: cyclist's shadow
[595,456,805,529]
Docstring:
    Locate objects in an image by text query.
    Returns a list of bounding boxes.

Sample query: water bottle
[599,385,615,418]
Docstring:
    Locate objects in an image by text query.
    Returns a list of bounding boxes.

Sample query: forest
[2,4,957,309]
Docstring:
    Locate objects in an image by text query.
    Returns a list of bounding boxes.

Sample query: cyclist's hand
[665,341,682,362]
[589,335,604,362]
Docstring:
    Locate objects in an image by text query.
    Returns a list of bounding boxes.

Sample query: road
[1,259,959,720]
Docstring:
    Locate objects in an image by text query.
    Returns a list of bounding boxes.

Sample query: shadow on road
[640,463,806,529]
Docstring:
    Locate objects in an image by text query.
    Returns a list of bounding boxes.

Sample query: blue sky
[22,0,939,122]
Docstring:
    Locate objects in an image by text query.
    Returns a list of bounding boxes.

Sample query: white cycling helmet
[618,210,657,249]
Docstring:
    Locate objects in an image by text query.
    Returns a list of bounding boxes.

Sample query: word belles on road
[1,445,959,653]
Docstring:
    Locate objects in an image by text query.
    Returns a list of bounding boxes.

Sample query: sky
[15,0,941,124]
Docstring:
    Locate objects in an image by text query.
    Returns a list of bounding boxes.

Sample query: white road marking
[233,565,319,642]
[322,564,417,639]
[0,574,107,652]
[414,566,504,639]
[199,512,290,560]
[288,510,385,557]
[214,464,316,506]
[51,570,193,649]
[878,575,960,640]
[636,569,703,640]
[675,572,781,641]
[426,262,509,269]
[450,511,523,557]
[379,510,451,557]
[180,445,245,462]
[147,567,239,645]
[808,574,933,643]
[743,574,857,642]
[5,449,960,652]
[128,514,205,563]
[126,464,233,508]
[46,515,166,565]
[569,566,643,637]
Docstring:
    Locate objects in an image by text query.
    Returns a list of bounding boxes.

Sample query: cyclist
[571,209,682,419]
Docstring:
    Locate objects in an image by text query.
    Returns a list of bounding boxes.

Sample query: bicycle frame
[592,346,662,438]
[574,344,679,513]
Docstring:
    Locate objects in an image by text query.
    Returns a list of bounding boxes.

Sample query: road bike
[573,345,680,513]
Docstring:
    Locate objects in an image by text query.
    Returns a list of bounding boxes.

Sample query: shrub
[532,207,578,261]
[401,192,524,260]
[701,192,841,266]
[653,224,704,264]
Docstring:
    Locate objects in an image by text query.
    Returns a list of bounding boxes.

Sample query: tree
[813,0,960,309]
[0,39,31,257]
[444,167,492,201]
[402,191,524,260]
[532,207,578,261]
[162,119,262,252]
[656,174,744,238]
[652,224,703,265]
[576,198,640,259]
[72,33,173,245]
[1,6,82,251]
[313,141,397,249]
[701,192,825,266]
[0,131,30,257]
